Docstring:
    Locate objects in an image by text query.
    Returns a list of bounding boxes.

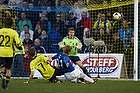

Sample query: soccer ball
[113,12,121,20]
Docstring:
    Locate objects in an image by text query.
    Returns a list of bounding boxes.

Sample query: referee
[0,17,22,90]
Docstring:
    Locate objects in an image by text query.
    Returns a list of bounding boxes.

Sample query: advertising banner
[34,53,124,78]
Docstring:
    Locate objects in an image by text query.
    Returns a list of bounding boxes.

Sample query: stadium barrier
[34,53,127,79]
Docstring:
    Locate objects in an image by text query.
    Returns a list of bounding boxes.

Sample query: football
[113,12,121,20]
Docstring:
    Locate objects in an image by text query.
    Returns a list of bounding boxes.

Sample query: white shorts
[64,69,84,83]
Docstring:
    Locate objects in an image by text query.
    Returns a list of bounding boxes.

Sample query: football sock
[0,72,5,78]
[84,75,94,83]
[82,67,91,77]
[5,76,10,87]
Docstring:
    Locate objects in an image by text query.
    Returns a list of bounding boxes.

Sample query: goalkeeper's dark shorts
[0,57,13,69]
[69,56,81,64]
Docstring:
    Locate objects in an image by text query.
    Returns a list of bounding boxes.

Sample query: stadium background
[0,0,139,79]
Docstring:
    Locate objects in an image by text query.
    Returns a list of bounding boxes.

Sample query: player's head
[28,48,36,57]
[4,17,13,28]
[63,45,72,55]
[68,28,75,38]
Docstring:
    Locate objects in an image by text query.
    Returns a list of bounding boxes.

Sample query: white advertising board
[34,53,124,79]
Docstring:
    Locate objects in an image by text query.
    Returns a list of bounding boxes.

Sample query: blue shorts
[69,56,81,64]
[0,57,13,69]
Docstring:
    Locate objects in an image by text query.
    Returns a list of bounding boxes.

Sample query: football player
[23,48,62,84]
[0,17,22,90]
[52,45,98,84]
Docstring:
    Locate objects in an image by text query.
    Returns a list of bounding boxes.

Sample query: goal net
[0,0,138,80]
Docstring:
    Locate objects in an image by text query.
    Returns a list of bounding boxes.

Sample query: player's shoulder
[73,36,79,39]
[61,53,68,58]
[0,28,18,35]
[37,54,45,58]
[73,36,79,41]
[31,55,42,64]
[63,36,69,40]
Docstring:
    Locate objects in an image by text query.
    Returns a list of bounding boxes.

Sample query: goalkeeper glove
[76,42,82,50]
[58,42,64,49]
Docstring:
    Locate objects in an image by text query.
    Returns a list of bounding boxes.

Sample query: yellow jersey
[0,28,21,57]
[14,39,25,55]
[30,54,55,80]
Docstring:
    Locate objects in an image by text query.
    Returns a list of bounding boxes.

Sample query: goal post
[134,0,138,81]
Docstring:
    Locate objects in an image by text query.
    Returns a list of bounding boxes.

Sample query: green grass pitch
[1,79,140,93]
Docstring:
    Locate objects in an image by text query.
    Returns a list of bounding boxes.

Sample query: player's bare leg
[76,61,91,77]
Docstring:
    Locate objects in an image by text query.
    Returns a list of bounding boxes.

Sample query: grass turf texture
[1,79,140,93]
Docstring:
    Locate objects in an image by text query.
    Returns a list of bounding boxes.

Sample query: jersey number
[0,35,10,47]
[38,63,46,71]
[56,58,63,67]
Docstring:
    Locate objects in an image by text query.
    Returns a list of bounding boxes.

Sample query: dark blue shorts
[69,56,81,64]
[0,57,13,69]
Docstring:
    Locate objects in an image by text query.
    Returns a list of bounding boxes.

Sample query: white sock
[84,75,94,83]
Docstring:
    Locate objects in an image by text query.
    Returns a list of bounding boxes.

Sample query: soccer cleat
[80,81,86,84]
[3,86,8,90]
[77,79,85,84]
[93,79,98,84]
[56,80,62,83]
[1,77,7,90]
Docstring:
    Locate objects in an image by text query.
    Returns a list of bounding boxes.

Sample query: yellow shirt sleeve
[93,21,97,29]
[30,60,36,72]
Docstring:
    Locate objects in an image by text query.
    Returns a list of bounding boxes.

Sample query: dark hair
[56,12,61,16]
[28,1,34,4]
[131,35,134,38]
[24,24,29,28]
[25,32,30,35]
[23,0,27,3]
[5,17,13,28]
[63,45,72,54]
[28,48,36,57]
[41,28,47,31]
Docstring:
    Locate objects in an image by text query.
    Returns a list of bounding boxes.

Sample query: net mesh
[0,0,137,79]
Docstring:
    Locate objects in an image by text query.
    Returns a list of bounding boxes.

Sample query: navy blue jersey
[52,52,75,73]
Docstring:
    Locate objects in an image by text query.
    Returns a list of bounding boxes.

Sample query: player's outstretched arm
[48,55,52,62]
[23,71,34,83]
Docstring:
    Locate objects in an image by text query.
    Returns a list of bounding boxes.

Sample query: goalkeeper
[58,28,91,77]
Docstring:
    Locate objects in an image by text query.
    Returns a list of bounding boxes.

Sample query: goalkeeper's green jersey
[62,36,80,56]
[30,54,55,80]
[0,28,22,57]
